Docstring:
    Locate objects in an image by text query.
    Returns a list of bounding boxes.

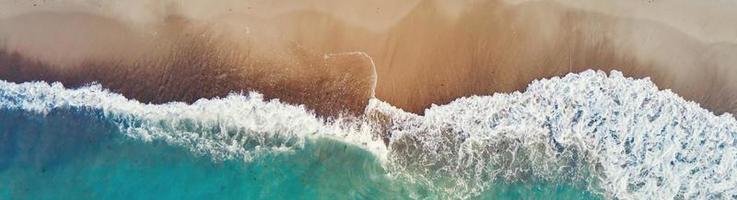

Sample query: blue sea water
[1,70,736,199]
[0,107,598,199]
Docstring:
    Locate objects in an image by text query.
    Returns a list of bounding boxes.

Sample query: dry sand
[1,0,736,116]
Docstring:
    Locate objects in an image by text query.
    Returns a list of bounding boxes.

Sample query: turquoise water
[6,71,735,199]
[0,107,600,199]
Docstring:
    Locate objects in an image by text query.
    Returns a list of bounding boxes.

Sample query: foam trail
[324,51,378,98]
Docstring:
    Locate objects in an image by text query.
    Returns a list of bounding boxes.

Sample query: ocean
[1,70,735,199]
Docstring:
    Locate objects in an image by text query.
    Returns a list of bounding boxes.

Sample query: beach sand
[1,0,736,115]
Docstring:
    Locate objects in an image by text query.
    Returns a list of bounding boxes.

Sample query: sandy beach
[1,0,736,115]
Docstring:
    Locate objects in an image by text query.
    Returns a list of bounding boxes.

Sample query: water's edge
[1,70,735,199]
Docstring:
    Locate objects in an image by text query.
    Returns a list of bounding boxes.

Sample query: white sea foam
[0,80,388,162]
[370,70,737,199]
[0,70,735,199]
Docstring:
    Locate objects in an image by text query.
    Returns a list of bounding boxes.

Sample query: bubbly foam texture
[1,70,736,199]
[0,80,388,161]
[373,70,737,199]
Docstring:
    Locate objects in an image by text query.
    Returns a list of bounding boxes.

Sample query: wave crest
[0,81,386,161]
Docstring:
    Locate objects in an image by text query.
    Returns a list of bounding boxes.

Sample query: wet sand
[1,0,736,115]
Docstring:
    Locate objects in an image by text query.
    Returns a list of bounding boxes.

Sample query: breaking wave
[375,70,737,199]
[1,70,735,199]
[0,79,387,162]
